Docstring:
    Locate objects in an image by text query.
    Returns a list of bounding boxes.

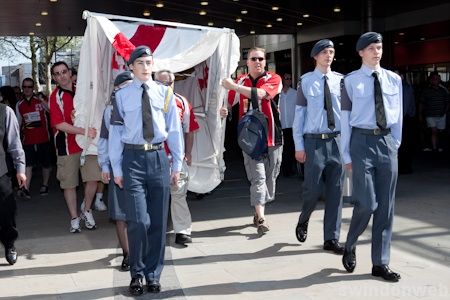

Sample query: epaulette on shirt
[333,71,343,77]
[297,73,309,89]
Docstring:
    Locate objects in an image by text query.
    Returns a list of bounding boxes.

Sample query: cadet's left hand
[101,172,110,183]
[16,173,26,188]
[171,171,180,186]
[185,153,192,166]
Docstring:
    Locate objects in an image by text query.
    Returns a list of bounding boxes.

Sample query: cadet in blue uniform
[98,71,133,272]
[340,32,403,282]
[109,46,183,295]
[293,39,344,254]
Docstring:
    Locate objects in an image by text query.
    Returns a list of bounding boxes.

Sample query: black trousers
[0,174,18,248]
[281,128,296,176]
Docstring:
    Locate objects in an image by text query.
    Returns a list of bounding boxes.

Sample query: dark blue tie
[141,83,154,142]
[324,75,335,130]
[372,71,387,129]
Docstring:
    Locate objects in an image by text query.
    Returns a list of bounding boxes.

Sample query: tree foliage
[0,36,81,95]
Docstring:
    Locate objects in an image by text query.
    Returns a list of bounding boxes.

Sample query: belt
[353,127,390,136]
[124,143,163,151]
[304,132,340,139]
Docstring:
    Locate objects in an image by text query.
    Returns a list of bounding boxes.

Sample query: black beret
[310,39,334,57]
[114,71,133,87]
[356,32,383,51]
[128,45,152,65]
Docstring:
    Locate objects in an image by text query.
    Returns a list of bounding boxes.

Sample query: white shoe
[94,198,107,211]
[70,217,81,233]
[81,210,97,230]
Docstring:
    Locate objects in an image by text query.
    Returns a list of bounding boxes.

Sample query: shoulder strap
[164,87,173,113]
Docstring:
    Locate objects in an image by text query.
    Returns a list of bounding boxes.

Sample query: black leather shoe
[175,233,192,245]
[5,246,17,265]
[323,239,344,254]
[372,265,401,282]
[147,280,161,293]
[342,248,356,273]
[295,220,308,242]
[121,254,130,271]
[129,276,144,296]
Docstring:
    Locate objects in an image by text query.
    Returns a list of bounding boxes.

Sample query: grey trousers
[298,137,343,241]
[243,145,283,206]
[123,148,170,281]
[345,131,398,266]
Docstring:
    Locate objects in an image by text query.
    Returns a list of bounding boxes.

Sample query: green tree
[0,35,81,95]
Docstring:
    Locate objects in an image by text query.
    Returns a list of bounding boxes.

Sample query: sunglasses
[249,57,265,62]
[53,69,69,77]
[284,77,292,80]
[22,85,34,88]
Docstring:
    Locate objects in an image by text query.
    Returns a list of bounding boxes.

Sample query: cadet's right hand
[114,176,123,189]
[344,163,352,172]
[102,172,110,184]
[295,150,306,163]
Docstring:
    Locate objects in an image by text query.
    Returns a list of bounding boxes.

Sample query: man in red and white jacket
[222,47,283,236]
[155,70,200,246]
[16,78,51,198]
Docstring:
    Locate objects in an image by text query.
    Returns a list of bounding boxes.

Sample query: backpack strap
[250,87,258,111]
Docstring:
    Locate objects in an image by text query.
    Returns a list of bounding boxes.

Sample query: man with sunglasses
[222,47,283,236]
[49,61,98,234]
[15,78,52,199]
[293,39,345,255]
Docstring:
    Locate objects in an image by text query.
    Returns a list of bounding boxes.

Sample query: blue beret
[114,71,133,87]
[356,32,383,51]
[310,39,334,57]
[128,46,152,65]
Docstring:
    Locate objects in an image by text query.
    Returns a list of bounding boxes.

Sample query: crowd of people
[0,31,449,295]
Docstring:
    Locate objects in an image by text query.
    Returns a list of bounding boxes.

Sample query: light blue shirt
[279,87,297,129]
[292,68,343,151]
[97,105,112,173]
[109,78,183,177]
[340,64,403,164]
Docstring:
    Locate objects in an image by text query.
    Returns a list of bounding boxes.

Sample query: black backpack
[237,87,269,160]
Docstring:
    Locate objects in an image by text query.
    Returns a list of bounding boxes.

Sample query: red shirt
[175,93,200,134]
[227,72,282,147]
[165,93,200,155]
[16,96,50,145]
[49,86,82,155]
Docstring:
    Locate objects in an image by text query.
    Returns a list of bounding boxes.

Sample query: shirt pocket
[305,86,324,110]
[382,84,400,108]
[122,100,140,113]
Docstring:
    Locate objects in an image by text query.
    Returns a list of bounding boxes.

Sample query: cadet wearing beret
[340,32,403,282]
[292,39,345,254]
[98,71,133,272]
[109,46,183,295]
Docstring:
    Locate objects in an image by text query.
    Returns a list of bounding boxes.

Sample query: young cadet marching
[292,39,344,254]
[340,32,403,282]
[109,46,183,295]
[98,71,134,272]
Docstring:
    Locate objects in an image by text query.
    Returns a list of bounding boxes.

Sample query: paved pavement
[0,153,449,299]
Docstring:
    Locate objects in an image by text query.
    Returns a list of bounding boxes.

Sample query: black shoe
[372,265,401,282]
[129,276,144,296]
[323,239,344,254]
[147,280,161,293]
[39,185,49,196]
[121,254,130,271]
[5,246,17,265]
[175,233,192,245]
[342,247,356,273]
[19,188,31,200]
[295,220,308,242]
